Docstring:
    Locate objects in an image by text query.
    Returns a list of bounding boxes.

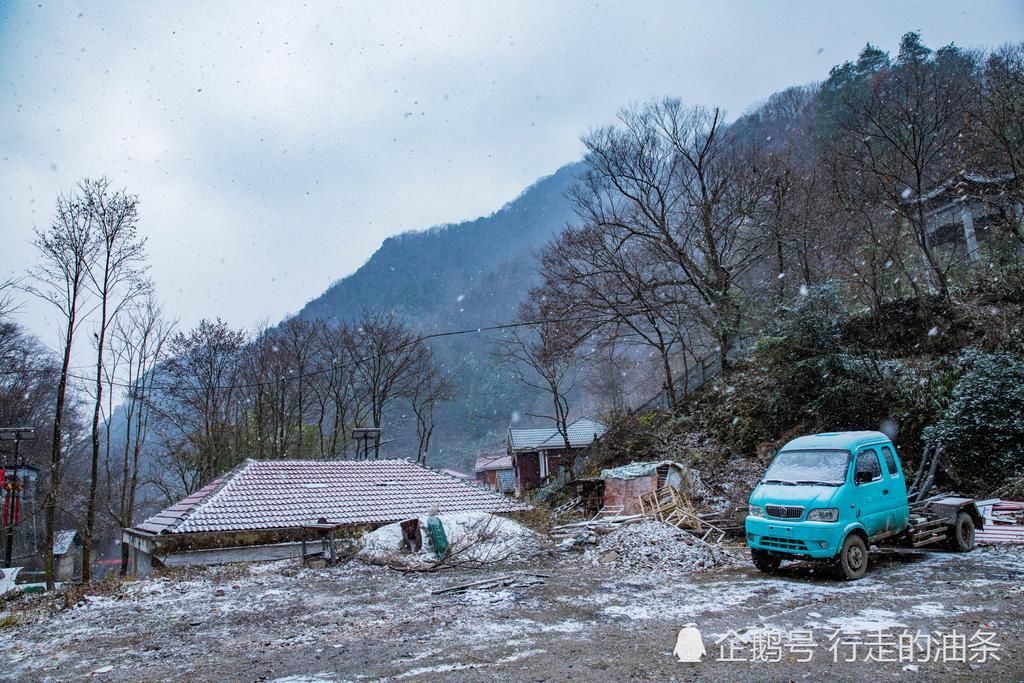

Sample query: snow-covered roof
[474,452,512,472]
[53,529,78,555]
[508,417,606,452]
[902,170,1017,205]
[137,459,529,535]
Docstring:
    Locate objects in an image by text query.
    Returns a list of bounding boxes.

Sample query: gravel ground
[1,544,1022,682]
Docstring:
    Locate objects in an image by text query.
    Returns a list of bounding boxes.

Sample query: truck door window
[854,450,882,483]
[881,446,899,476]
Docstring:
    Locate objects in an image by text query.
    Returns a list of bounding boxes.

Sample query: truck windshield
[762,449,850,486]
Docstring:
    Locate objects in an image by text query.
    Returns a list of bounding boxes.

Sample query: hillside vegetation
[595,269,1024,498]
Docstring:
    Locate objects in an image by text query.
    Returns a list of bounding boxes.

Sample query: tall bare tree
[81,178,150,582]
[968,42,1024,241]
[27,186,99,589]
[573,99,768,370]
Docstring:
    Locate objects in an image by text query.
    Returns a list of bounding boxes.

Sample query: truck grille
[765,504,804,519]
[761,536,809,551]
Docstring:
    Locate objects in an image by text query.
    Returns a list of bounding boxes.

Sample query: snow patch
[358,511,540,566]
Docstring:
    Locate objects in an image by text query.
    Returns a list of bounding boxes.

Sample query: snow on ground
[0,543,1021,680]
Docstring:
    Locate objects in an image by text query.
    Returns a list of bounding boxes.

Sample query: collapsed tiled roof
[508,417,606,452]
[137,459,529,535]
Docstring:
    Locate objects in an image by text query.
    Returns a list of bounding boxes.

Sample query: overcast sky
[2,1,1022,349]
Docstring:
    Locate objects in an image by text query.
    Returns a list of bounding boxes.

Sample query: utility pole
[1,428,37,567]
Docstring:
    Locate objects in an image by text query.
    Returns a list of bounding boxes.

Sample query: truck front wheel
[947,512,976,552]
[836,534,868,580]
[751,548,782,573]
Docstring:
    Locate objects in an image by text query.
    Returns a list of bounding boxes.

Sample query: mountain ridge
[295,160,585,467]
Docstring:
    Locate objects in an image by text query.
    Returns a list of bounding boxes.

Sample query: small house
[123,458,529,576]
[473,452,515,493]
[52,529,81,581]
[601,461,696,515]
[507,417,606,495]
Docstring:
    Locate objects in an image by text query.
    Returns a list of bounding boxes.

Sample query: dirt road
[2,545,1022,682]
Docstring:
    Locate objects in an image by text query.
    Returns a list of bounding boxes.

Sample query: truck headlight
[807,508,839,522]
[748,505,764,518]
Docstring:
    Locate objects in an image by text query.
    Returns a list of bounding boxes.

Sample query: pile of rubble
[581,520,738,574]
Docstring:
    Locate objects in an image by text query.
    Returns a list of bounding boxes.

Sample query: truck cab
[745,431,910,580]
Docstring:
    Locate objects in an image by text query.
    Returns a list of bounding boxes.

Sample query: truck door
[880,445,909,531]
[853,448,886,538]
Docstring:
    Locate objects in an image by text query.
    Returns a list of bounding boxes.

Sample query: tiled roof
[508,417,606,452]
[137,459,529,535]
[474,452,512,472]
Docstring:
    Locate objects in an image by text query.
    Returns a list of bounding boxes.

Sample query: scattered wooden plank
[431,575,514,596]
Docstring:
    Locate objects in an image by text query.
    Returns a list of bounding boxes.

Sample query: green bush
[925,350,1024,492]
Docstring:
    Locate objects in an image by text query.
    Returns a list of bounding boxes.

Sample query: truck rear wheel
[836,534,868,580]
[947,512,976,552]
[751,548,782,573]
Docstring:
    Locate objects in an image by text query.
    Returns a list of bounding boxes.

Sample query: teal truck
[745,431,982,580]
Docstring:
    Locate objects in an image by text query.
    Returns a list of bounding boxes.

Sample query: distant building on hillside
[908,171,1021,260]
[506,417,606,496]
[474,451,515,493]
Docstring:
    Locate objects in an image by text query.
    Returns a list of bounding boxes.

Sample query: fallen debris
[582,520,738,574]
[638,485,727,544]
[358,511,542,570]
[431,576,515,596]
[977,500,1024,545]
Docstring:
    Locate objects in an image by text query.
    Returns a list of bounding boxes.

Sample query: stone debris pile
[581,520,738,574]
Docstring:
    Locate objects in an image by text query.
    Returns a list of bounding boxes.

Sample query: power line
[55,310,623,393]
[5,255,984,393]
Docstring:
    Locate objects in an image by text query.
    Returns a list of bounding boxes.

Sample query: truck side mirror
[854,470,872,485]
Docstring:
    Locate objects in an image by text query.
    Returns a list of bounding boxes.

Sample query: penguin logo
[673,624,705,662]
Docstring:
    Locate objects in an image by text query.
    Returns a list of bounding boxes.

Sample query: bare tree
[405,346,454,464]
[350,311,421,458]
[573,99,768,370]
[493,301,585,473]
[829,34,977,300]
[82,178,150,582]
[310,321,364,458]
[103,296,172,575]
[26,186,99,589]
[154,319,247,491]
[968,42,1024,241]
[537,223,687,409]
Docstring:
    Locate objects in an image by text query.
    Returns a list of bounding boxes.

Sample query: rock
[599,550,620,564]
[214,588,226,597]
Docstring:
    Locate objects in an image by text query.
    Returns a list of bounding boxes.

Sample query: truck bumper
[745,516,842,559]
